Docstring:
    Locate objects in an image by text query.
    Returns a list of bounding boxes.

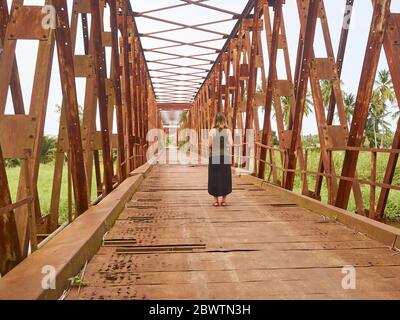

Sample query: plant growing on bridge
[68,275,89,288]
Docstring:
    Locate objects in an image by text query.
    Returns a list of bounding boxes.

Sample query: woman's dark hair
[213,112,229,130]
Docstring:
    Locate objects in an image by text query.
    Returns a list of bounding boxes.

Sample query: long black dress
[208,129,232,197]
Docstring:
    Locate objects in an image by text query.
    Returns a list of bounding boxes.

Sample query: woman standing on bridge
[208,112,233,207]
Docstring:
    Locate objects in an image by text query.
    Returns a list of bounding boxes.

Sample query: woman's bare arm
[227,129,234,146]
[208,129,214,148]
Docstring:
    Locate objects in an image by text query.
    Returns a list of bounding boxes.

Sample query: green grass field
[5,150,400,223]
[285,150,400,221]
[6,163,99,224]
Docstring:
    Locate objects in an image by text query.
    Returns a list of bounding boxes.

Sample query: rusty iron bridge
[1,0,400,300]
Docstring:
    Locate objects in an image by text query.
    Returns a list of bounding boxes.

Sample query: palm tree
[374,70,396,106]
[367,70,396,148]
[366,95,391,148]
[279,91,313,127]
[320,80,333,110]
[280,96,292,126]
[343,92,355,126]
[320,80,345,112]
[392,107,400,122]
[41,136,57,164]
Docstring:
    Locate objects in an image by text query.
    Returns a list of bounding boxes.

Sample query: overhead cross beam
[133,0,249,104]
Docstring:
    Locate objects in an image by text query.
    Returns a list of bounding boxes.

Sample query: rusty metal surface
[0,0,159,275]
[0,170,148,300]
[0,0,400,289]
[67,164,400,300]
[335,0,392,209]
[258,0,283,179]
[189,0,400,224]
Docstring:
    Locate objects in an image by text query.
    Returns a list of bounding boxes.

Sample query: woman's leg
[221,196,228,206]
[213,197,219,206]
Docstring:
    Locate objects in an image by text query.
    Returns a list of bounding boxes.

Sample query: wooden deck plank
[67,165,400,300]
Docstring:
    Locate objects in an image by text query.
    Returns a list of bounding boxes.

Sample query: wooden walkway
[67,164,400,300]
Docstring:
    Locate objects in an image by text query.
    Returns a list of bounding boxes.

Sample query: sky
[3,0,400,136]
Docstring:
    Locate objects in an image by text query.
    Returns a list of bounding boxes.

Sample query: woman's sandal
[221,201,228,207]
[213,201,220,207]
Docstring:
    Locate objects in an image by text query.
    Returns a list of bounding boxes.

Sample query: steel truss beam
[0,0,157,275]
[1,0,400,278]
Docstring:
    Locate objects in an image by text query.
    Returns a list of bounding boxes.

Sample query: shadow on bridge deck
[66,164,400,300]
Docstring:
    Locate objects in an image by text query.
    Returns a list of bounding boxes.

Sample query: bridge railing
[0,0,158,276]
[187,0,400,227]
[239,141,400,223]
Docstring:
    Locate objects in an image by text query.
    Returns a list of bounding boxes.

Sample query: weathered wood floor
[67,165,400,300]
